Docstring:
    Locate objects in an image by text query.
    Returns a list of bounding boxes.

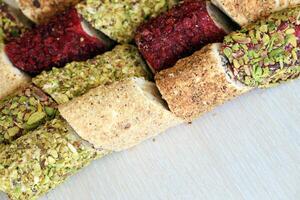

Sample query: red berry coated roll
[135,0,235,72]
[5,8,112,74]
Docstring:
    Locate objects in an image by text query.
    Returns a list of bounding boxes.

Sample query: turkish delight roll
[33,44,151,104]
[0,117,109,200]
[155,43,250,122]
[77,0,180,43]
[59,78,182,151]
[5,8,113,74]
[16,0,81,24]
[0,85,57,144]
[135,0,234,72]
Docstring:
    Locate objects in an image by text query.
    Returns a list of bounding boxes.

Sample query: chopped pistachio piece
[0,117,109,200]
[0,0,26,43]
[222,6,300,88]
[0,85,57,144]
[76,0,179,43]
[33,44,152,104]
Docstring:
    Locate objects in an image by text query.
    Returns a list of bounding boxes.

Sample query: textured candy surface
[223,6,300,88]
[77,0,179,43]
[33,44,151,104]
[135,0,227,72]
[5,8,109,74]
[0,85,57,144]
[0,117,108,200]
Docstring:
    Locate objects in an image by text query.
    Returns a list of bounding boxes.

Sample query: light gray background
[1,0,300,199]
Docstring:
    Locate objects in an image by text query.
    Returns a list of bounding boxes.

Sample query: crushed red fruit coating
[5,8,109,74]
[135,0,227,72]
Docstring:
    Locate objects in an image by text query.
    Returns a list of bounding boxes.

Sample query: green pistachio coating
[0,85,57,144]
[0,0,26,43]
[222,6,300,88]
[0,117,109,200]
[76,0,179,43]
[33,44,152,104]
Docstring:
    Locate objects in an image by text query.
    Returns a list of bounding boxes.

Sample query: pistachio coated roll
[16,0,81,24]
[77,0,179,43]
[0,0,27,42]
[0,85,57,144]
[155,43,250,122]
[0,117,109,200]
[59,78,182,151]
[33,44,152,104]
[222,6,300,88]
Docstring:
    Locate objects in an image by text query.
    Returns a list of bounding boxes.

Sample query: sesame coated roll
[155,43,251,122]
[135,0,234,72]
[5,8,113,74]
[59,78,182,151]
[211,0,300,26]
[33,44,152,104]
[77,0,179,43]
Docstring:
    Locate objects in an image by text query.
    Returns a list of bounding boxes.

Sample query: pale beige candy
[59,78,182,151]
[211,0,300,26]
[155,43,251,122]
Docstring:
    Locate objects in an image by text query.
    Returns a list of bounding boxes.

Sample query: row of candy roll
[155,5,300,122]
[211,0,300,26]
[0,0,30,100]
[4,0,182,75]
[0,44,153,199]
[135,0,235,72]
[58,77,183,152]
[0,116,110,200]
[3,1,300,199]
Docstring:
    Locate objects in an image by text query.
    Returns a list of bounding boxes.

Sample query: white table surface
[2,1,300,199]
[1,80,299,200]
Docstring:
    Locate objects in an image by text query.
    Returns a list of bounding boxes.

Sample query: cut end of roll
[80,18,114,48]
[206,1,237,34]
